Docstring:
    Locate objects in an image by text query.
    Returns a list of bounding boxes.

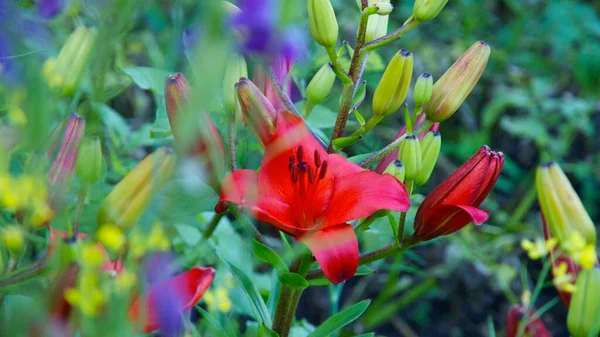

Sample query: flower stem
[0,261,47,289]
[397,211,407,242]
[272,255,311,337]
[202,212,225,239]
[358,119,434,168]
[306,236,420,280]
[362,17,420,53]
[72,185,89,239]
[227,114,237,172]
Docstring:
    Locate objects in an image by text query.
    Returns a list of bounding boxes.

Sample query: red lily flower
[413,145,503,241]
[216,110,410,283]
[374,114,438,174]
[129,266,215,333]
[507,305,552,337]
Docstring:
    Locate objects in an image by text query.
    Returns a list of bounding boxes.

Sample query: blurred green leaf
[121,67,170,93]
[306,300,371,337]
[278,272,309,289]
[258,325,280,337]
[251,239,289,273]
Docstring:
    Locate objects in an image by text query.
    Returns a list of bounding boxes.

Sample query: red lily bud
[49,113,85,186]
[413,145,503,241]
[506,305,552,337]
[165,73,226,190]
[252,55,292,111]
[236,77,278,148]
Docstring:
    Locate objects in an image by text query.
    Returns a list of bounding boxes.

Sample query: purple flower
[38,0,67,19]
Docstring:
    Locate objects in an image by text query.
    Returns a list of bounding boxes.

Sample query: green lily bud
[414,73,433,107]
[415,130,441,186]
[223,53,248,117]
[1,225,25,259]
[536,161,596,246]
[76,137,105,184]
[236,78,277,148]
[413,0,448,22]
[97,147,175,231]
[373,49,414,117]
[306,63,336,105]
[383,159,406,182]
[567,268,600,337]
[365,0,390,42]
[42,26,97,96]
[308,0,339,48]
[424,41,490,122]
[398,135,421,182]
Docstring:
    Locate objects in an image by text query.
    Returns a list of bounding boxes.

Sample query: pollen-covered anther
[319,160,328,180]
[314,150,321,168]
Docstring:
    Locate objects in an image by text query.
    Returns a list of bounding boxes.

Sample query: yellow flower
[521,238,555,260]
[204,286,232,313]
[7,89,28,126]
[553,262,576,293]
[97,224,125,251]
[29,202,55,229]
[1,225,25,256]
[65,271,106,316]
[580,245,597,270]
[81,243,104,269]
[115,270,137,291]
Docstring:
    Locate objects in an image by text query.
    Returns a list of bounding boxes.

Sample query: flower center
[287,146,328,229]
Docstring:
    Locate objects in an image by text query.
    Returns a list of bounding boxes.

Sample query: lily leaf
[306,300,371,337]
[251,239,289,273]
[278,272,309,289]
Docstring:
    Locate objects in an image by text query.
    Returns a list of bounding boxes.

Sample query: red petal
[299,224,358,284]
[415,204,488,241]
[216,169,259,211]
[322,158,410,227]
[130,267,215,332]
[257,111,333,233]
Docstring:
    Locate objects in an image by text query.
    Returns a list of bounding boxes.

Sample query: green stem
[326,47,352,85]
[362,17,420,53]
[272,253,311,337]
[397,212,407,242]
[0,261,47,289]
[266,65,299,116]
[72,185,89,239]
[358,120,434,168]
[227,114,237,172]
[306,236,421,280]
[355,213,381,233]
[202,212,225,239]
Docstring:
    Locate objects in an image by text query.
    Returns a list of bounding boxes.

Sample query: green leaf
[251,239,289,273]
[196,307,237,337]
[220,257,272,327]
[121,66,171,93]
[150,95,172,139]
[278,272,309,289]
[258,324,280,337]
[307,300,371,337]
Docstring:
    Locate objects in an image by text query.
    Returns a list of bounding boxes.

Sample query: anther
[291,165,299,183]
[314,150,321,168]
[307,166,315,184]
[319,160,328,180]
[297,161,307,172]
[297,146,304,162]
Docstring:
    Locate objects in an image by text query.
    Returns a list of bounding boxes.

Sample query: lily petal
[130,267,215,332]
[299,224,358,284]
[323,164,410,227]
[416,204,489,241]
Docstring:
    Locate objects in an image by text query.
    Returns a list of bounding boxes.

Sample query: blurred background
[1,0,599,336]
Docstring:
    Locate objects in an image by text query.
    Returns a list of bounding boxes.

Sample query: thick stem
[306,235,420,280]
[0,261,47,289]
[272,285,294,336]
[397,212,407,242]
[72,185,89,239]
[202,212,225,239]
[227,114,237,172]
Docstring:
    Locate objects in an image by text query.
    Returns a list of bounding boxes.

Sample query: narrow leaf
[251,239,289,273]
[278,272,309,289]
[307,300,371,337]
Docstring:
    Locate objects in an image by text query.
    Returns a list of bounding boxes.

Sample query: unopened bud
[165,73,226,190]
[424,41,490,122]
[49,113,85,186]
[223,53,248,116]
[306,63,336,105]
[415,130,441,186]
[375,3,394,15]
[236,78,277,148]
[384,159,405,182]
[97,147,175,231]
[365,0,390,42]
[413,0,448,22]
[42,26,97,96]
[1,225,25,258]
[537,162,596,247]
[308,0,339,48]
[414,73,433,107]
[76,137,104,184]
[373,49,414,117]
[398,135,421,181]
[567,268,600,337]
